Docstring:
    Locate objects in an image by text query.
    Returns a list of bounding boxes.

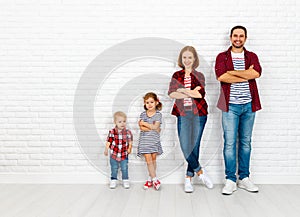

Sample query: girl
[137,92,163,190]
[168,46,213,193]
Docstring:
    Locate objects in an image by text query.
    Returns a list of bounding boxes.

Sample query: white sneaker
[109,180,117,189]
[198,169,214,189]
[184,178,194,193]
[222,179,237,195]
[237,177,259,193]
[122,180,130,189]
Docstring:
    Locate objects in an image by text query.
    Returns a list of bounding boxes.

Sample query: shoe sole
[205,184,214,189]
[238,185,259,193]
[154,184,161,190]
[154,186,160,190]
[222,188,237,195]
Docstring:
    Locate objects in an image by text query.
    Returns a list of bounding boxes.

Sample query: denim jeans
[222,102,256,182]
[110,157,128,180]
[177,111,207,177]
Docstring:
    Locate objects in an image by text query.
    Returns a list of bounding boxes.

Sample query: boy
[104,111,133,189]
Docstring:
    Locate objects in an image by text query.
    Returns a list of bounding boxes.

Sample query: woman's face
[182,50,195,69]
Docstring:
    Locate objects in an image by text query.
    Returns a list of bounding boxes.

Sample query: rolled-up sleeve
[215,53,227,79]
[168,73,180,95]
[251,52,262,76]
[196,73,206,98]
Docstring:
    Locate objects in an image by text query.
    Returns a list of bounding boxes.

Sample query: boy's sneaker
[184,177,193,193]
[123,180,130,189]
[222,179,237,195]
[237,177,259,193]
[143,181,153,190]
[153,179,161,190]
[198,169,214,189]
[109,180,117,189]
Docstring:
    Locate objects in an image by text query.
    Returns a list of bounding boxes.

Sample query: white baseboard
[0,173,300,184]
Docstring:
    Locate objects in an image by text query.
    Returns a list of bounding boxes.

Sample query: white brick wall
[0,0,299,184]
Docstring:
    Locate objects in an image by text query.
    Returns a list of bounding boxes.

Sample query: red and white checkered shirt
[106,127,133,161]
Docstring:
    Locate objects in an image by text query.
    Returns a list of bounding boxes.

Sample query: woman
[168,46,213,193]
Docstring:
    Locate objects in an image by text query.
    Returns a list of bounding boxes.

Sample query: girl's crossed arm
[139,120,160,132]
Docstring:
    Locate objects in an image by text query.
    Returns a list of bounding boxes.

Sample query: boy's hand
[104,149,108,156]
[128,147,132,154]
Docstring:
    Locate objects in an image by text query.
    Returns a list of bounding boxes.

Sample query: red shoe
[153,179,161,190]
[143,181,153,190]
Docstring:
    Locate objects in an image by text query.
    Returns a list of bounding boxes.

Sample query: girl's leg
[144,153,156,178]
[150,153,161,190]
[151,153,157,173]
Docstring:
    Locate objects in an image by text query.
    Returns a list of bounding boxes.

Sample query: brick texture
[0,0,299,184]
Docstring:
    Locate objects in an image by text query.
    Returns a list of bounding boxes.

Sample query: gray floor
[1,184,299,217]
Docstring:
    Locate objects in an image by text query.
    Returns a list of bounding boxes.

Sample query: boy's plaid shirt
[106,127,133,161]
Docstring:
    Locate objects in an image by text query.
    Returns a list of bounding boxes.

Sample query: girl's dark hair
[230,25,247,38]
[177,46,199,69]
[143,92,162,111]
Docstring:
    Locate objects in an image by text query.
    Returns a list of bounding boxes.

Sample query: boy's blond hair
[113,111,127,123]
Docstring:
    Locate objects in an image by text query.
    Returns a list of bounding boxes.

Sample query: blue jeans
[222,102,256,182]
[177,111,207,177]
[110,157,128,180]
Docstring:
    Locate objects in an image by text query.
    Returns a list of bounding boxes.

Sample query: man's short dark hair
[230,25,247,37]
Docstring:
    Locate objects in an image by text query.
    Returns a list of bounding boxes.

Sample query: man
[215,26,262,195]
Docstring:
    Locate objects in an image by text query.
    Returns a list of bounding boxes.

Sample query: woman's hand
[189,86,202,98]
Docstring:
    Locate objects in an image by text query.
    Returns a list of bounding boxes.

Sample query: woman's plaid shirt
[168,69,208,116]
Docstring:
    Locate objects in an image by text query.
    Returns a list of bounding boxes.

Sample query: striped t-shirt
[229,51,252,104]
[184,76,192,107]
[137,111,163,157]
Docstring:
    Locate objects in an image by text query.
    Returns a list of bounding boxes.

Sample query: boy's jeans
[110,157,128,180]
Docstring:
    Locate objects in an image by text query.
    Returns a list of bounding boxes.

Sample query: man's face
[230,29,247,49]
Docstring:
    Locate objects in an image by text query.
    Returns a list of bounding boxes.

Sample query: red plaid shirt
[215,47,262,112]
[106,127,133,161]
[168,69,208,116]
